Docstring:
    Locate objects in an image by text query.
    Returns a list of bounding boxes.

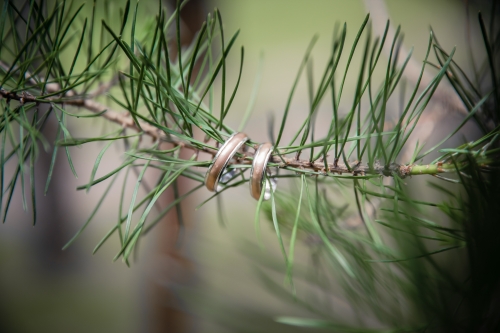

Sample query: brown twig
[0,85,453,178]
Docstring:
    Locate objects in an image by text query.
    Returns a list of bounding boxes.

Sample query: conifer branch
[1,1,500,331]
[0,1,498,316]
[0,84,467,179]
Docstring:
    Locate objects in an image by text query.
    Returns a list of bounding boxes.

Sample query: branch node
[399,164,412,178]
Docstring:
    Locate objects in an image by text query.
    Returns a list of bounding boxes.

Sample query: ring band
[250,142,276,200]
[205,132,249,192]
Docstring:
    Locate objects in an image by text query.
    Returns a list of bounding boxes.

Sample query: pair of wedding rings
[204,132,277,200]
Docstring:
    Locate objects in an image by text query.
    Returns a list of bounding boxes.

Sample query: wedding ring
[250,142,277,200]
[205,132,249,192]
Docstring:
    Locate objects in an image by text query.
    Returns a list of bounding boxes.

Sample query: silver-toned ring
[250,142,276,200]
[205,132,249,192]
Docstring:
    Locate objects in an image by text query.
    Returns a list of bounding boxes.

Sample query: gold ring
[250,142,276,200]
[205,132,249,192]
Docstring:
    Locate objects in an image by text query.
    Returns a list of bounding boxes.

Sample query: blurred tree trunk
[145,1,207,332]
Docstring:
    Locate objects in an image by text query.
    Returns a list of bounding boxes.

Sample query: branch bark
[0,86,455,179]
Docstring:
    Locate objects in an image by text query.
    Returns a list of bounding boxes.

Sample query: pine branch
[1,0,500,331]
[0,0,496,237]
[0,84,470,179]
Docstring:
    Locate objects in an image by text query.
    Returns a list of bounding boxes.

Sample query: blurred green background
[0,0,487,332]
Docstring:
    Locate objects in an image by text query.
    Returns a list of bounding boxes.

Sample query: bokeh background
[0,0,493,332]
